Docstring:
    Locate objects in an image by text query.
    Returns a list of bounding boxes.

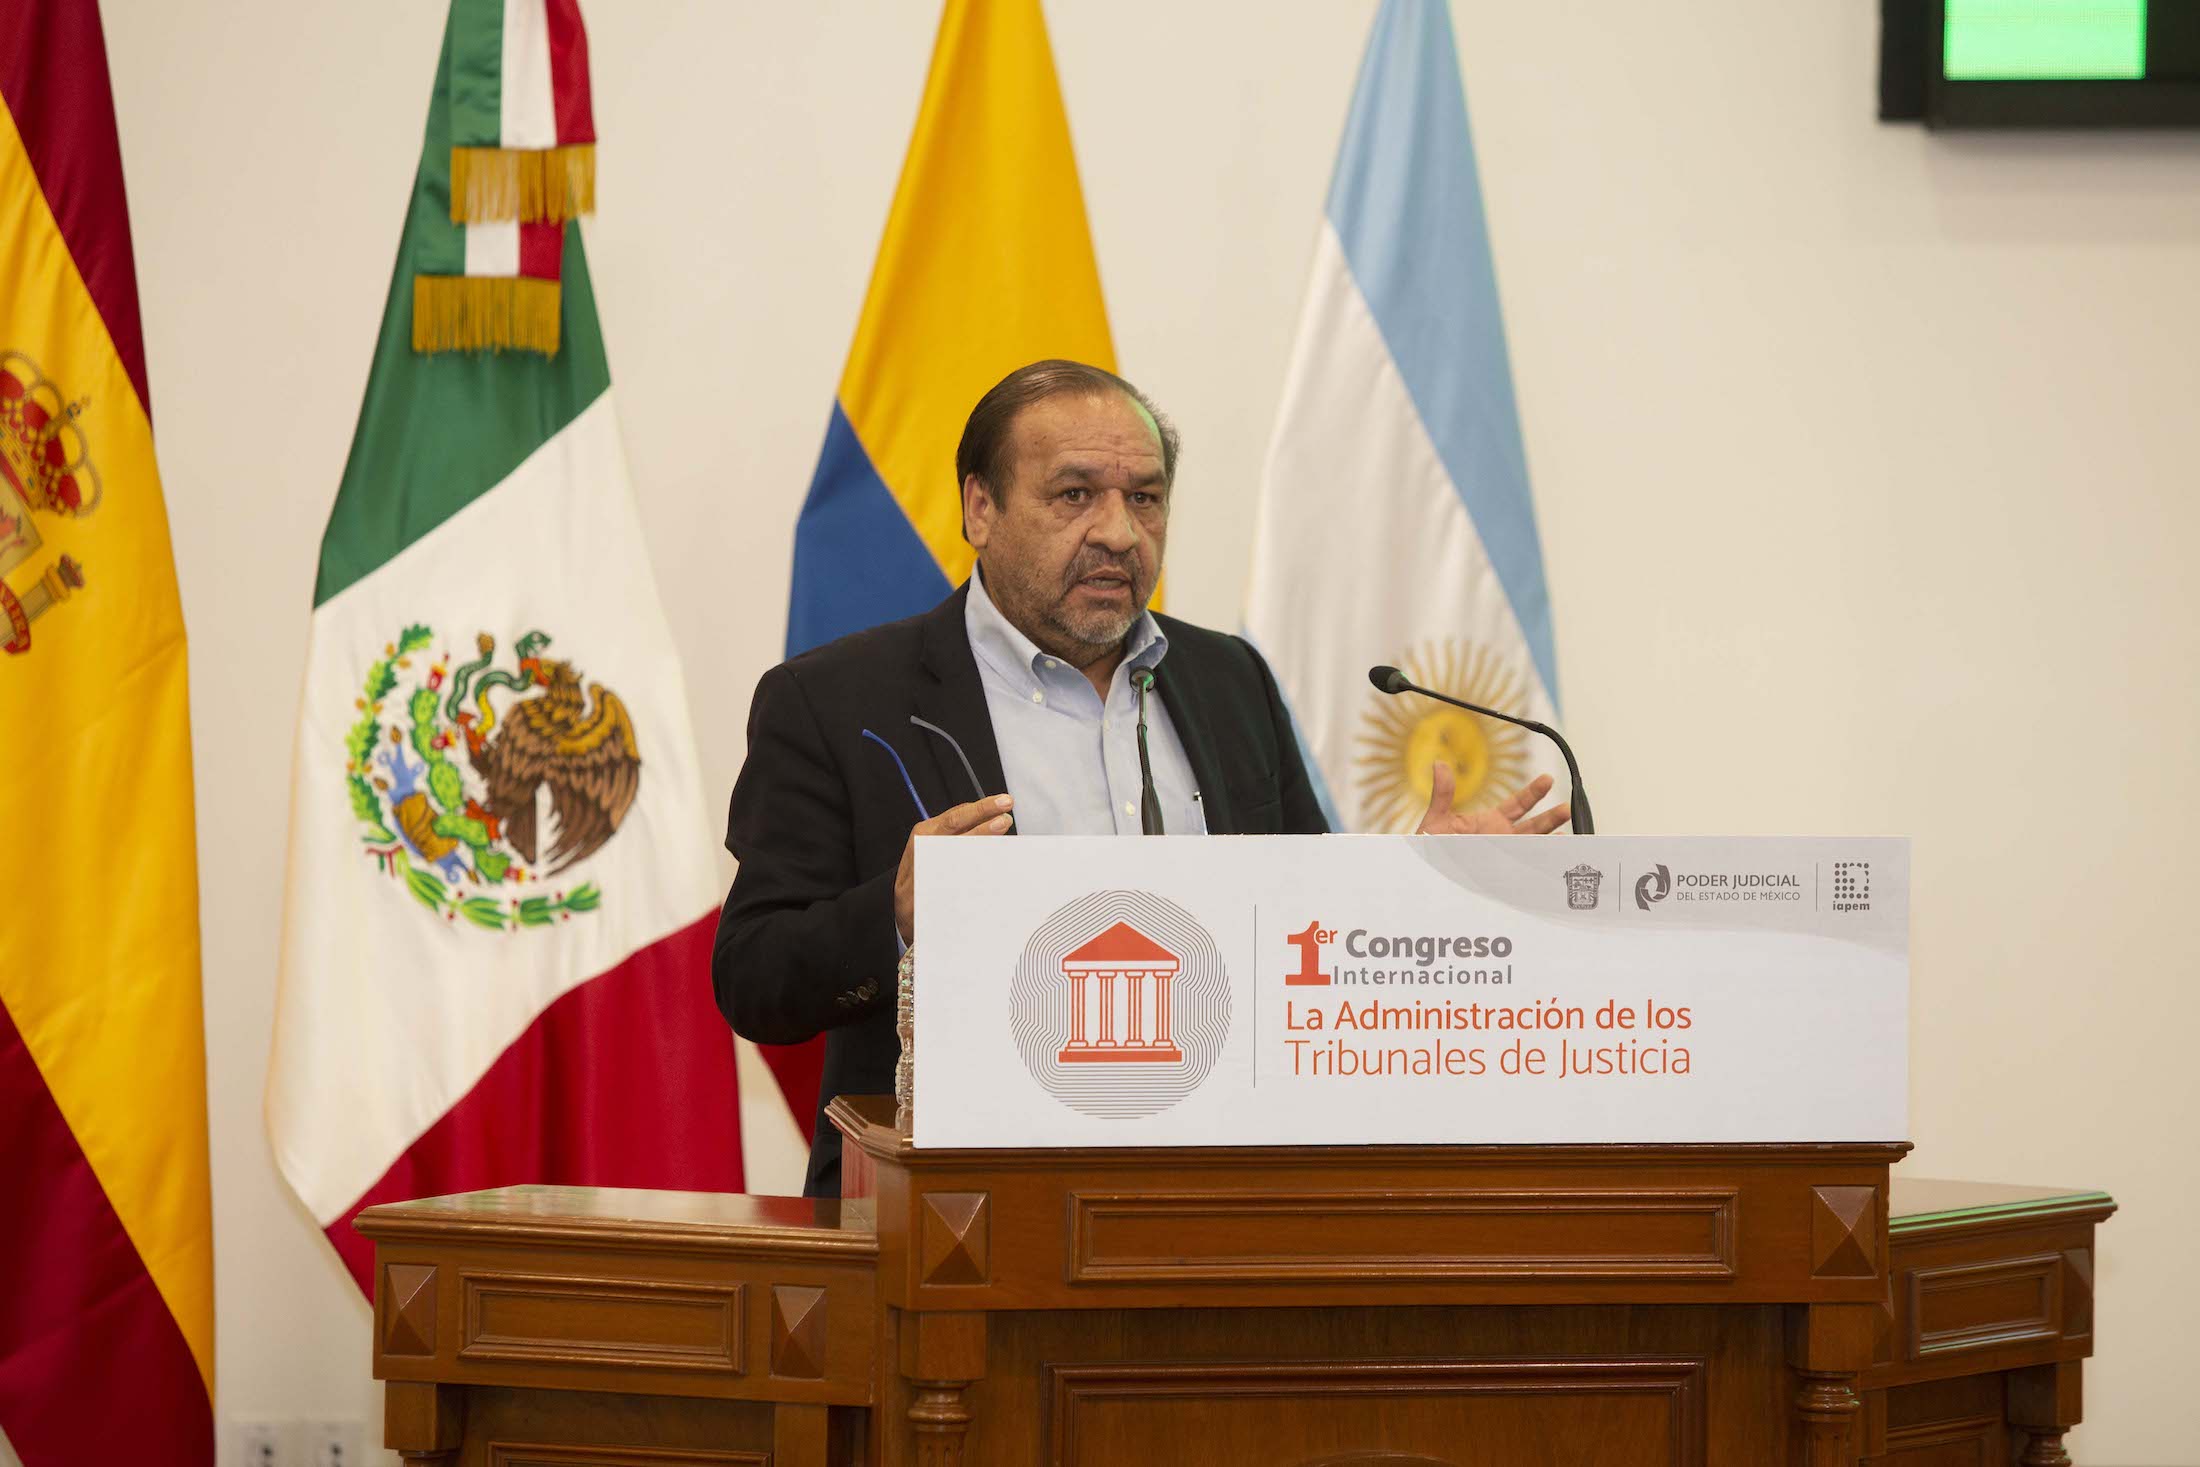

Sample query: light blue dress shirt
[965,569,1206,836]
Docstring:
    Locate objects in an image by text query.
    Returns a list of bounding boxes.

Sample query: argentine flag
[1246,0,1562,833]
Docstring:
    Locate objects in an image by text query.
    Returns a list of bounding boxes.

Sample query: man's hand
[895,794,1015,943]
[1415,766,1572,836]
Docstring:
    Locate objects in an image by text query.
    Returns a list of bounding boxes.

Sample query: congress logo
[1635,863,1672,910]
[343,626,639,930]
[1009,891,1230,1118]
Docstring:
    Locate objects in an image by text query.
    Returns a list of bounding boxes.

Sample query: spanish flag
[0,4,215,1465]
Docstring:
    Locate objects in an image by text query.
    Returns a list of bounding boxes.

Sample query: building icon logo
[1011,890,1230,1119]
[1056,921,1185,1064]
[1564,864,1604,910]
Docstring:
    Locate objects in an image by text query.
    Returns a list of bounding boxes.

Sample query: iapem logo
[1009,890,1230,1119]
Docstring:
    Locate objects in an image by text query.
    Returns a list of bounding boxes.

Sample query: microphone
[1367,664,1594,835]
[1130,668,1165,835]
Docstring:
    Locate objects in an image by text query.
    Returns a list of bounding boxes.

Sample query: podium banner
[913,835,1907,1148]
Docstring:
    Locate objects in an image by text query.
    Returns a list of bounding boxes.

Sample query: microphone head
[1368,665,1409,695]
[1130,668,1156,691]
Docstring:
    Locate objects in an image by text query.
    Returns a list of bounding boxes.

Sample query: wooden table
[357,1101,2114,1466]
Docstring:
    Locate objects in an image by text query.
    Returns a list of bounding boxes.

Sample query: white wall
[87,0,2200,1461]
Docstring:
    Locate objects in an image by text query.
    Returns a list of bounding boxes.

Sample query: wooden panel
[1871,1205,2111,1392]
[461,1272,744,1374]
[1069,1190,1737,1283]
[486,1444,767,1467]
[431,1384,780,1467]
[1047,1359,1706,1467]
[838,1099,1900,1310]
[1876,1416,2002,1465]
[937,1303,1783,1467]
[1907,1254,2059,1361]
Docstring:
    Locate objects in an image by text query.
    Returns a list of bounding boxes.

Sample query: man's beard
[1017,548,1152,663]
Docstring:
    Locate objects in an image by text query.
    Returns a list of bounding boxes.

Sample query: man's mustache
[1062,550,1145,591]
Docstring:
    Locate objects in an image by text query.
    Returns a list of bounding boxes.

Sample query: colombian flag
[0,5,215,1465]
[772,0,1118,1140]
[785,0,1117,658]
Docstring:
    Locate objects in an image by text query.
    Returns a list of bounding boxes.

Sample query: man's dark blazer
[713,580,1329,1196]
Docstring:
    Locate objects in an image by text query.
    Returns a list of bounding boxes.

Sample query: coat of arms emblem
[0,352,95,657]
[345,625,640,929]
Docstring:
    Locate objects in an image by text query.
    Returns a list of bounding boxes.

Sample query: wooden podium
[358,1097,2113,1466]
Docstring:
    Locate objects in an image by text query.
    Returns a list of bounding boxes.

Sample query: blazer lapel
[912,581,1011,818]
[1151,636,1231,834]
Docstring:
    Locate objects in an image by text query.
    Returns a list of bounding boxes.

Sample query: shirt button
[1123,801,1136,817]
[1044,658,1058,668]
[1030,690,1044,704]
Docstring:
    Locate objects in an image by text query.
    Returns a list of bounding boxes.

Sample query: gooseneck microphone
[1367,664,1594,835]
[1129,668,1165,835]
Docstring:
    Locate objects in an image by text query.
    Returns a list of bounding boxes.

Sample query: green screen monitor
[1882,0,2200,125]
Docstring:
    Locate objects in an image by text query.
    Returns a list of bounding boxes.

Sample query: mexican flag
[266,0,741,1291]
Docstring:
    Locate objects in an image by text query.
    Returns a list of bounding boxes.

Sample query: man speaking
[714,360,1570,1195]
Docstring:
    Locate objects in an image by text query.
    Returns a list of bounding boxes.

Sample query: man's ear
[962,473,996,551]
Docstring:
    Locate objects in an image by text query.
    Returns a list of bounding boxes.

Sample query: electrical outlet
[303,1420,364,1467]
[227,1421,285,1467]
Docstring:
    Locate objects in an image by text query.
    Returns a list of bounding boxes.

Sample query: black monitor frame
[1880,0,2200,128]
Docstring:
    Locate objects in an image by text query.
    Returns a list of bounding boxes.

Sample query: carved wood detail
[1906,1254,2059,1360]
[901,1310,984,1467]
[2017,1431,2073,1467]
[459,1271,743,1373]
[919,1192,991,1286]
[1069,1189,1739,1283]
[1792,1371,1861,1467]
[1810,1185,1880,1279]
[770,1284,827,1380]
[907,1381,973,1467]
[382,1262,439,1357]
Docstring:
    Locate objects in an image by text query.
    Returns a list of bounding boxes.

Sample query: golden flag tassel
[411,275,563,356]
[448,143,595,225]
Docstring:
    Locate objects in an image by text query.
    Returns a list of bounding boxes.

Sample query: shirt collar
[966,565,1168,690]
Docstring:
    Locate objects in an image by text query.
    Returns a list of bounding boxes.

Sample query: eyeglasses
[860,716,997,824]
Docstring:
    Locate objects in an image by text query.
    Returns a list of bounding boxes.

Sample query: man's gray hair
[954,360,1181,526]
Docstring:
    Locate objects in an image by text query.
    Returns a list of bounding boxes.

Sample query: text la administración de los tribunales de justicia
[1282,929,1695,1080]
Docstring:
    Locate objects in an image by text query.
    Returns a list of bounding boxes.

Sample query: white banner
[913,836,1907,1148]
